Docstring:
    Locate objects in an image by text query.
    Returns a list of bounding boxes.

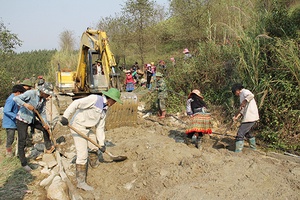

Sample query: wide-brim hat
[189,89,203,99]
[102,88,123,104]
[21,79,33,87]
[183,48,189,54]
[38,82,54,96]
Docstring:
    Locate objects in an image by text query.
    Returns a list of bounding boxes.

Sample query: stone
[42,154,58,169]
[47,176,69,200]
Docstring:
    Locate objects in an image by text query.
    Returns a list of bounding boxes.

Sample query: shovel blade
[111,155,127,162]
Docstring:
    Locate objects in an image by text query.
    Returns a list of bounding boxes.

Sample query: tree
[0,21,22,55]
[122,0,158,64]
[59,30,76,52]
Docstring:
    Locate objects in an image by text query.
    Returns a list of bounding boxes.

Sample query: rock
[41,167,51,175]
[42,154,58,169]
[56,136,66,144]
[34,143,46,152]
[64,151,76,159]
[38,161,48,168]
[40,172,56,187]
[47,176,69,200]
[32,131,43,143]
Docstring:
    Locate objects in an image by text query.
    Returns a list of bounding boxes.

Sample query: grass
[0,129,34,200]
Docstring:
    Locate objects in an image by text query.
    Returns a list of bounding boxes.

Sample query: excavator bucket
[105,92,138,130]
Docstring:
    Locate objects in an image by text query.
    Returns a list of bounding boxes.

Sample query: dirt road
[21,112,300,200]
[1,94,299,200]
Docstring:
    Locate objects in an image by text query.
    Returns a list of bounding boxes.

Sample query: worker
[146,64,153,89]
[13,82,55,172]
[96,60,104,75]
[183,48,192,59]
[185,89,212,148]
[37,76,45,87]
[30,74,36,88]
[59,88,122,191]
[231,83,259,153]
[21,79,35,143]
[124,70,135,92]
[155,72,167,119]
[21,79,34,90]
[2,85,26,157]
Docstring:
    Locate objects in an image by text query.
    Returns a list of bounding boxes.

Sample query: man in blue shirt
[2,85,26,157]
[13,82,55,172]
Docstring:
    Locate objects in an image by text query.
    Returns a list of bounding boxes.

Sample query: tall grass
[166,0,300,152]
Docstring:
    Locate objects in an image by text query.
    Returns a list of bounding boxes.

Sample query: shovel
[213,120,235,148]
[33,109,57,146]
[68,125,127,162]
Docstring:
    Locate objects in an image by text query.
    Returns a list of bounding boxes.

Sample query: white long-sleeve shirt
[63,94,107,145]
[239,89,259,123]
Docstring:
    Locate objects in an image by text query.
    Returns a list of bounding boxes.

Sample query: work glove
[60,117,69,126]
[99,146,106,153]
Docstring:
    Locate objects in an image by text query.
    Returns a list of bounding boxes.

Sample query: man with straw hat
[13,82,55,172]
[21,79,34,90]
[60,88,122,191]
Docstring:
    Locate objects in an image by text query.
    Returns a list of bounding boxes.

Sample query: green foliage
[0,50,57,106]
[0,21,22,55]
[264,2,298,38]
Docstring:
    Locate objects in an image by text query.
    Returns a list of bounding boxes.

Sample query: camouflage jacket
[157,79,167,99]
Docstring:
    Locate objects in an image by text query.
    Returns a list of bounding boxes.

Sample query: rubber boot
[195,136,202,149]
[88,151,100,168]
[76,164,94,191]
[249,137,257,150]
[6,147,13,157]
[159,111,166,119]
[235,141,244,153]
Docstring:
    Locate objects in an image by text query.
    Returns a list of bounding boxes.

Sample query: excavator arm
[75,28,118,93]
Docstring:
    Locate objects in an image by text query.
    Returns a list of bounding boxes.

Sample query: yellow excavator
[56,28,137,130]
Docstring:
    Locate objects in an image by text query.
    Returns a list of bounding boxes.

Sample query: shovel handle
[68,125,102,149]
[33,109,56,146]
[67,124,118,159]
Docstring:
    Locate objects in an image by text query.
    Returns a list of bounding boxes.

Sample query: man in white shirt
[232,83,259,153]
[60,88,122,191]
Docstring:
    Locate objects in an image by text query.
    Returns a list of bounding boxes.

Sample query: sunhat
[21,79,33,87]
[188,89,203,99]
[183,48,190,54]
[102,88,122,104]
[38,82,54,96]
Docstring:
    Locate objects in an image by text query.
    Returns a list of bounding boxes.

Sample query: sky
[0,0,169,53]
